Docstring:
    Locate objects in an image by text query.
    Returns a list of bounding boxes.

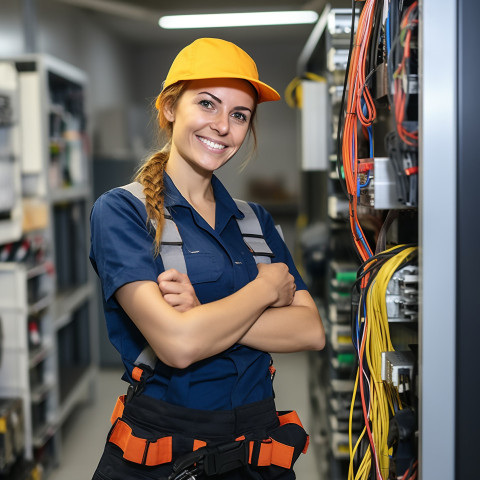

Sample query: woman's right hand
[256,262,296,307]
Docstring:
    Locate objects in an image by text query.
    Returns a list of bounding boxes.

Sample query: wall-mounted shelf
[0,54,98,477]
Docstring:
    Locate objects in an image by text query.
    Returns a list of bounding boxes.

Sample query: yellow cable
[349,246,418,479]
[284,72,327,109]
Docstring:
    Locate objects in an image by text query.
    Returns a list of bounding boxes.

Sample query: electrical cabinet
[0,54,97,477]
[297,3,419,479]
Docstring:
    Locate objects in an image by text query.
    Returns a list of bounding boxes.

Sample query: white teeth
[199,137,226,150]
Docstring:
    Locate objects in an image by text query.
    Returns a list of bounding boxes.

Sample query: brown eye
[199,99,214,109]
[232,112,247,122]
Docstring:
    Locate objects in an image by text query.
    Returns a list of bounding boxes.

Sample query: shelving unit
[0,61,22,245]
[0,54,97,478]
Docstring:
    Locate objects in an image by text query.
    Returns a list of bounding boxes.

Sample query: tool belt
[107,395,309,478]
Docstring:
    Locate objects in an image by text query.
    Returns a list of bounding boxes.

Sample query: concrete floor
[49,352,320,479]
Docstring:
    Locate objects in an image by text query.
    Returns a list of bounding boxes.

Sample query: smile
[197,136,227,150]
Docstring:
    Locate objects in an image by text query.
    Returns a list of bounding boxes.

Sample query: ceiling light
[158,11,319,29]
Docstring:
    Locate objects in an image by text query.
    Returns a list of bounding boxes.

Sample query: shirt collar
[163,172,244,220]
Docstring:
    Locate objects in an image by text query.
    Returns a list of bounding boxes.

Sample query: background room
[0,1,479,480]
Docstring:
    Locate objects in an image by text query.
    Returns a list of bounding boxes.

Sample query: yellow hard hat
[156,38,280,107]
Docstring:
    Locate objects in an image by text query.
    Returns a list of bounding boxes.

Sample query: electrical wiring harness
[333,1,420,478]
[339,0,378,263]
[349,245,418,480]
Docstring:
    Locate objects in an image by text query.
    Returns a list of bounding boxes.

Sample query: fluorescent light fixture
[158,11,319,29]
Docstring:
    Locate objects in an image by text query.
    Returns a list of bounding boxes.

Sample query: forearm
[117,276,279,368]
[238,291,325,353]
[179,277,277,359]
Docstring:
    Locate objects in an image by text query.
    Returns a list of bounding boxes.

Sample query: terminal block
[381,351,415,387]
[358,157,413,210]
[386,265,418,322]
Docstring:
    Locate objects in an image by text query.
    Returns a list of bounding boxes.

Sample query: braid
[135,148,169,255]
[133,82,188,255]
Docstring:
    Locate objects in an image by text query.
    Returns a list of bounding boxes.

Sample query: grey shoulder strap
[234,199,274,265]
[119,182,187,275]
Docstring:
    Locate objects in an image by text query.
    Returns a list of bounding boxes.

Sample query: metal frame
[419,1,457,478]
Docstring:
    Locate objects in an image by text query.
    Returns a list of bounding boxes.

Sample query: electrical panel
[296,2,420,479]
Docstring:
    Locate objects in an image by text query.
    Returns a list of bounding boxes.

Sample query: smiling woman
[164,79,256,187]
[89,37,325,480]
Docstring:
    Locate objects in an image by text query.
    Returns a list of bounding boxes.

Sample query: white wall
[0,0,25,56]
[36,0,135,129]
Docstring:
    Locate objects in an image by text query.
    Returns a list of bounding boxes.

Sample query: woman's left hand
[157,269,201,312]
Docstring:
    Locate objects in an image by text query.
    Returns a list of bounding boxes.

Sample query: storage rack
[0,54,97,478]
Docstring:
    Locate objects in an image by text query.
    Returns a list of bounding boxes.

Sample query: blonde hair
[135,81,258,255]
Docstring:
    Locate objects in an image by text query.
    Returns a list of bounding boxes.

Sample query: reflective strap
[277,410,303,428]
[120,182,183,376]
[160,243,187,274]
[193,439,207,451]
[248,440,294,469]
[160,215,186,273]
[132,366,144,382]
[119,182,187,275]
[302,435,310,455]
[234,199,273,264]
[277,410,310,454]
[110,395,126,425]
[109,418,173,466]
[120,181,145,202]
[134,345,158,371]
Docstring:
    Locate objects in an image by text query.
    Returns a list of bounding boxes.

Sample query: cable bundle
[339,0,381,263]
[348,245,418,480]
[332,2,420,478]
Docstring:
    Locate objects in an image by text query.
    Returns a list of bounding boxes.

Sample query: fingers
[157,269,190,284]
[157,269,201,311]
[159,278,194,295]
[162,290,200,312]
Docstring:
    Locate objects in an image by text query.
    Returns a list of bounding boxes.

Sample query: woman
[90,38,325,480]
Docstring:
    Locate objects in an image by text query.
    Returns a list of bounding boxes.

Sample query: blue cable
[356,220,373,257]
[368,125,373,158]
[357,100,374,192]
[386,4,391,55]
[360,171,371,188]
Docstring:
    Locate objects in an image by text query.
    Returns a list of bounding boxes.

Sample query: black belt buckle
[168,450,205,480]
[203,440,248,476]
[168,466,201,480]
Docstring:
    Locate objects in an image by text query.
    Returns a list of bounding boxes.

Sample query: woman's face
[164,78,257,175]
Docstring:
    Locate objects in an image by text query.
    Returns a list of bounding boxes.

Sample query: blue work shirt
[89,173,307,410]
